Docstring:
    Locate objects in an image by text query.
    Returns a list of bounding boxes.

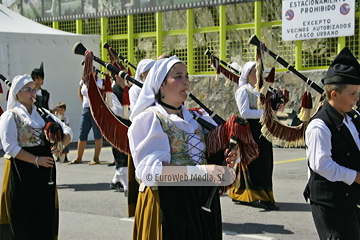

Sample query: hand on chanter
[224,143,239,169]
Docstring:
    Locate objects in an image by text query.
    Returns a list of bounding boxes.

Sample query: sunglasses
[20,88,37,93]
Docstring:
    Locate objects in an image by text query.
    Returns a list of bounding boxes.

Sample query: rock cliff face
[187,70,326,121]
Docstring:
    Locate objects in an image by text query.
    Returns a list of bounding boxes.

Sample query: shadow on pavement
[57,182,111,191]
[273,202,311,212]
[230,201,311,212]
[222,222,293,235]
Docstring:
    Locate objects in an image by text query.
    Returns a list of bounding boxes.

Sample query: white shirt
[305,116,358,185]
[109,92,124,117]
[128,103,216,184]
[36,88,53,110]
[79,79,103,108]
[129,84,142,111]
[0,102,73,158]
[235,83,263,119]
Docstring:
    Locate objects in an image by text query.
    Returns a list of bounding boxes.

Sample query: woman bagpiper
[0,74,73,239]
[228,61,278,211]
[128,56,239,240]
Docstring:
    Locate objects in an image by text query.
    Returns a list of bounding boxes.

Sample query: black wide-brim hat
[321,47,360,85]
[31,62,44,79]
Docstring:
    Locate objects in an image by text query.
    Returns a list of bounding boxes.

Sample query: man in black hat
[31,62,53,110]
[304,47,360,239]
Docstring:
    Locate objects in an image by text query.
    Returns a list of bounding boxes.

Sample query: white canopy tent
[0,4,101,146]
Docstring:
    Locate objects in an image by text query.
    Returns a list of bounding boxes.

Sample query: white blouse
[110,92,124,117]
[235,83,263,119]
[305,116,358,185]
[0,102,73,158]
[128,103,216,183]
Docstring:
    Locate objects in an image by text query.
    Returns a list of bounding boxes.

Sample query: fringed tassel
[206,115,259,166]
[87,73,131,154]
[118,61,126,71]
[210,55,220,82]
[259,94,306,147]
[108,47,126,71]
[261,67,275,95]
[206,123,228,157]
[254,44,264,93]
[257,93,266,111]
[82,50,94,86]
[122,84,130,119]
[298,91,312,122]
[259,81,271,96]
[226,116,259,165]
[127,67,132,77]
[104,74,113,108]
[44,121,65,162]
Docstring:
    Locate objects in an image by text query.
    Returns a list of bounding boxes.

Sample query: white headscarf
[129,56,183,121]
[134,59,156,82]
[7,74,34,110]
[238,61,256,89]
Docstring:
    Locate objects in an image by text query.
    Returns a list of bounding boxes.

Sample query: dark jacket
[35,88,50,110]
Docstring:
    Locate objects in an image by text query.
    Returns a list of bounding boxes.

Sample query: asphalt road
[0,146,318,240]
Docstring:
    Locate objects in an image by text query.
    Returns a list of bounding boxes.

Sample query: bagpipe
[0,73,65,185]
[246,34,325,147]
[204,48,289,112]
[248,35,360,128]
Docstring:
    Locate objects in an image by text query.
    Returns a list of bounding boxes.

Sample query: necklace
[159,100,182,116]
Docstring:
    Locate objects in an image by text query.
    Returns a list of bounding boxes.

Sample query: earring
[161,91,165,99]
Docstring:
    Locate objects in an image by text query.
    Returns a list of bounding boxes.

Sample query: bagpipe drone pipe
[81,60,115,80]
[0,73,64,184]
[103,42,137,71]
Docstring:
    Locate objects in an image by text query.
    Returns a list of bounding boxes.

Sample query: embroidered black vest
[307,101,360,209]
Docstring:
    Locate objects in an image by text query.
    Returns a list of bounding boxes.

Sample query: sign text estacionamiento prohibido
[282,0,355,41]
